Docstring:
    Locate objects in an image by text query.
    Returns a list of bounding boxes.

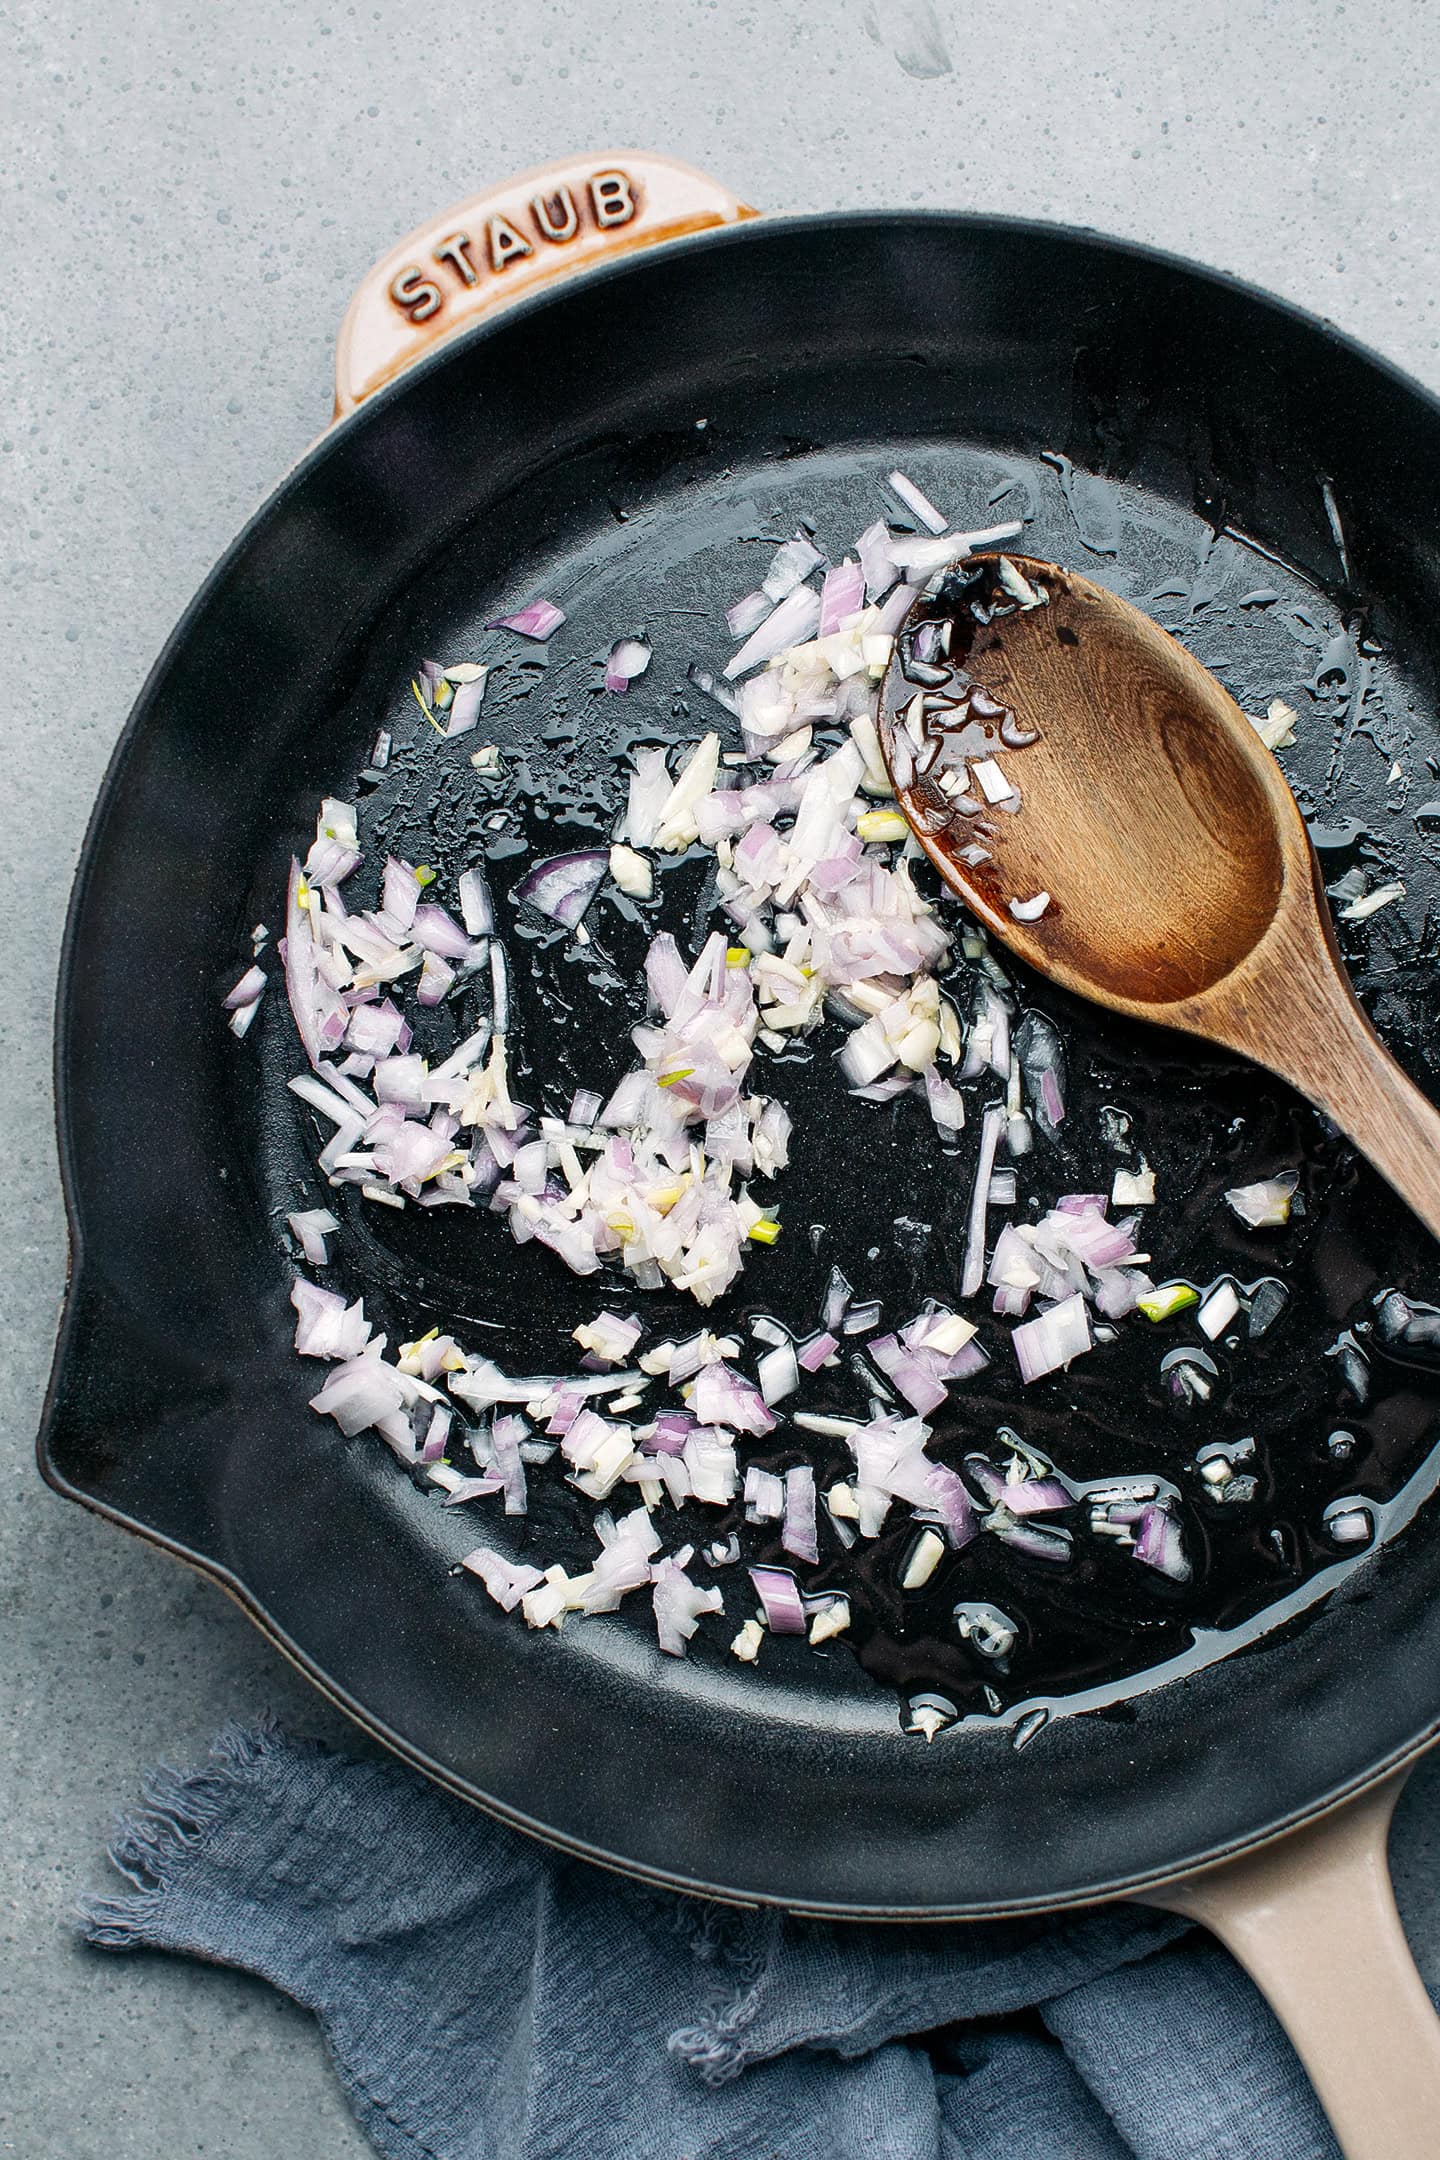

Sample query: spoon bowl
[880,555,1440,1239]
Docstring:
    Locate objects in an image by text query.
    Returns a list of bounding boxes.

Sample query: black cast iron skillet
[39,153,1440,2153]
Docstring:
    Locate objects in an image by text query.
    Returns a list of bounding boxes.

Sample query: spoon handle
[1244,963,1440,1243]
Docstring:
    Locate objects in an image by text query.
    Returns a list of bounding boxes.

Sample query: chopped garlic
[913,1311,977,1356]
[849,711,893,795]
[972,757,1015,804]
[996,556,1043,608]
[608,843,654,899]
[522,1569,593,1629]
[901,1528,945,1590]
[1112,1165,1156,1207]
[1225,1173,1298,1229]
[730,1618,764,1662]
[1197,1280,1241,1340]
[653,732,720,851]
[770,725,813,763]
[897,1016,941,1071]
[1249,698,1298,751]
[1341,880,1405,922]
[809,1597,851,1646]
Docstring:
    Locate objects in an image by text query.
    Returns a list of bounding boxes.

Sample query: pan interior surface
[43,217,1440,1915]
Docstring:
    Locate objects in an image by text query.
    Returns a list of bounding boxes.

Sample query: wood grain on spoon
[880,555,1440,1241]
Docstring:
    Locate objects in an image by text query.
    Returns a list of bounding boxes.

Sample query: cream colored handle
[1141,1771,1440,2159]
[333,151,758,415]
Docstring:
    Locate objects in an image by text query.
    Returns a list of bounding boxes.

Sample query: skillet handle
[1138,1769,1440,2159]
[333,151,758,416]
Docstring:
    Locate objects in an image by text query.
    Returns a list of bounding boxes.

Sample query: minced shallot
[230,471,1318,1695]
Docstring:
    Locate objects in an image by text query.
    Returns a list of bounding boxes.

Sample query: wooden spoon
[879,554,1440,1237]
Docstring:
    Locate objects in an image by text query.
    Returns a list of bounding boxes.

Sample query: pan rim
[32,1456,1440,1919]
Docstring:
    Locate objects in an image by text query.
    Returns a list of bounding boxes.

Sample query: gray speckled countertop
[6,1,1440,2151]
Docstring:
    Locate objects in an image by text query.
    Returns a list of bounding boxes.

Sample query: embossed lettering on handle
[334,152,758,415]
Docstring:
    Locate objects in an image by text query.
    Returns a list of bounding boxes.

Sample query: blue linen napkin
[81,1722,1344,2159]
